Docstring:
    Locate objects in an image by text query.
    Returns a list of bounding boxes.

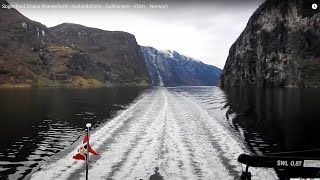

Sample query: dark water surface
[0,87,146,179]
[223,88,320,157]
[1,87,320,179]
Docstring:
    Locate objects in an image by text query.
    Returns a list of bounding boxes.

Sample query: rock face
[220,0,320,88]
[0,0,150,87]
[50,23,150,86]
[141,46,221,86]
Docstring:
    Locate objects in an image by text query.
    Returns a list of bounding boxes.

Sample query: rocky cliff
[141,46,221,86]
[50,24,150,86]
[0,0,150,87]
[220,0,320,88]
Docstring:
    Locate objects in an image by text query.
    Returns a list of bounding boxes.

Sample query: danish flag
[73,133,98,160]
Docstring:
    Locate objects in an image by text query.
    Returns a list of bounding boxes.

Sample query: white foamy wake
[169,87,277,180]
[31,88,277,180]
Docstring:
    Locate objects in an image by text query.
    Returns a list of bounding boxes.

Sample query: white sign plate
[304,160,320,168]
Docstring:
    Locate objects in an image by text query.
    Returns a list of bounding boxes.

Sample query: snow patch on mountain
[141,46,221,87]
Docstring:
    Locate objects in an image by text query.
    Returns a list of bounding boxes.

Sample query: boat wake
[31,87,277,180]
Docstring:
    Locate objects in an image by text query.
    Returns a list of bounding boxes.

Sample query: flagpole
[86,123,91,180]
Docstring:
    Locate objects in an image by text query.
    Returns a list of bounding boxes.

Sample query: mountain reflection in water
[223,88,320,157]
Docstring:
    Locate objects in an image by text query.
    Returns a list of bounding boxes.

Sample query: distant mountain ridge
[0,0,222,88]
[141,46,221,86]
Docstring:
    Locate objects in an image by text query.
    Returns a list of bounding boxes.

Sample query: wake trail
[31,89,160,180]
[83,89,168,179]
[170,87,278,180]
[31,88,277,180]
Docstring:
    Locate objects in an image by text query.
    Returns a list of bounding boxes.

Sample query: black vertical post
[86,125,90,180]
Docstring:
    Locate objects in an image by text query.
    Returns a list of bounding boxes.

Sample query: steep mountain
[141,46,221,86]
[0,0,150,87]
[0,0,102,87]
[219,0,320,88]
[50,23,150,86]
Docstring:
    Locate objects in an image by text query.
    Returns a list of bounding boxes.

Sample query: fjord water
[222,88,320,157]
[0,87,146,179]
[1,87,319,179]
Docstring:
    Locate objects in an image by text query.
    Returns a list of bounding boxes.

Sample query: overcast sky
[9,0,264,68]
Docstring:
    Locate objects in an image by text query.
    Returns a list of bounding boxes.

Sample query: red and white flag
[73,133,98,160]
